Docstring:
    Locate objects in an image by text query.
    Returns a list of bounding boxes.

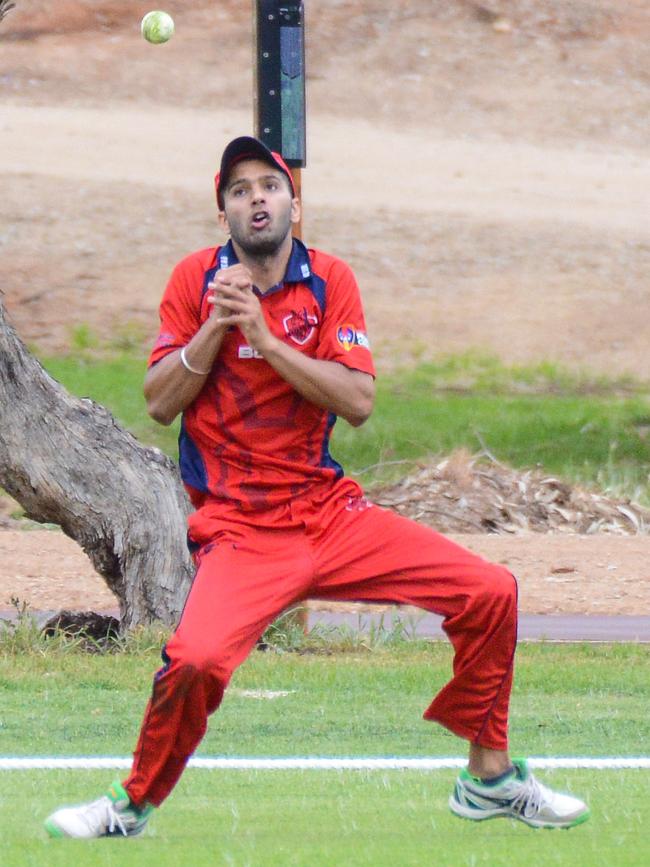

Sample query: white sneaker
[44,781,152,839]
[449,758,590,829]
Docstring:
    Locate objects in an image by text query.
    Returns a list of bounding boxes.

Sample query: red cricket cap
[214,136,295,209]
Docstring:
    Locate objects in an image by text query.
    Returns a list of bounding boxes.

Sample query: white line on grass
[1,757,649,770]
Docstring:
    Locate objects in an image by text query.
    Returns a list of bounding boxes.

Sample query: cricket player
[45,136,589,838]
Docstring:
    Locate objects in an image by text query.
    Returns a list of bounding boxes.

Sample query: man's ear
[218,209,230,234]
[290,197,301,226]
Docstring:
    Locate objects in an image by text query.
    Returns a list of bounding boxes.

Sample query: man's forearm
[261,336,375,427]
[144,319,228,425]
[210,270,374,425]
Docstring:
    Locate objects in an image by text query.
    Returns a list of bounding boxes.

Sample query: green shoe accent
[43,818,65,839]
[450,757,590,829]
[107,780,130,806]
[44,780,153,839]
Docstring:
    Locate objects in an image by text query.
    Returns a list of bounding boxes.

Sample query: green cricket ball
[141,10,175,44]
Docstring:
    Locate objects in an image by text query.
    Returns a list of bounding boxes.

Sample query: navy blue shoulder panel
[285,238,312,281]
[178,418,209,492]
[289,240,326,313]
[309,271,327,316]
[319,412,344,478]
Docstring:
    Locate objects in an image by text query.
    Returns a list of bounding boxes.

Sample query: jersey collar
[216,238,312,295]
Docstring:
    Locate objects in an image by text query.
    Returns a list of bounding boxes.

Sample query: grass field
[1,642,649,865]
[2,346,643,864]
[4,768,648,867]
[1,642,649,757]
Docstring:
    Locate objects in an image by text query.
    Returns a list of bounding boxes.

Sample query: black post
[253,2,308,628]
[254,1,306,168]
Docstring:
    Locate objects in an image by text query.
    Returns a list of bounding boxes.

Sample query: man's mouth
[251,211,270,230]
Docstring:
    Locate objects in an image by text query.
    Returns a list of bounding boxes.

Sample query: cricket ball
[141,10,175,44]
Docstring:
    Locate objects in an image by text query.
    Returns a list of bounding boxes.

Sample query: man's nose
[251,185,266,203]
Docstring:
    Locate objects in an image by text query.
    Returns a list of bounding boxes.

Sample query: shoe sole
[449,797,591,829]
[44,817,149,839]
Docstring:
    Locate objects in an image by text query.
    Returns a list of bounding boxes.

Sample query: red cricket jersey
[148,239,375,511]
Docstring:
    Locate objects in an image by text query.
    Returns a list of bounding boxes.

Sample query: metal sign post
[253,3,308,631]
[254,1,306,236]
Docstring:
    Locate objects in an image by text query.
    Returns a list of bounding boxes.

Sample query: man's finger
[211,278,251,295]
[208,296,248,313]
[0,1,16,22]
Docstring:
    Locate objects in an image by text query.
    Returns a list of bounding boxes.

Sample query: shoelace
[509,774,549,818]
[83,796,129,836]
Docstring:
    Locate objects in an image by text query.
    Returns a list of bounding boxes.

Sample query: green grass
[39,349,650,504]
[0,644,649,865]
[9,346,646,863]
[0,643,648,757]
[3,769,648,866]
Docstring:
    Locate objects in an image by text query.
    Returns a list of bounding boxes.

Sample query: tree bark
[0,296,193,629]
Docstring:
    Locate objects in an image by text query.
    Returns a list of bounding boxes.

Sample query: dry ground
[1,1,649,617]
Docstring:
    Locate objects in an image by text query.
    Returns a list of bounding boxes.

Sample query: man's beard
[236,233,286,257]
[230,211,293,259]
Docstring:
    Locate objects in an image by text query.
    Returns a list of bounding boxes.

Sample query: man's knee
[160,639,234,689]
[493,564,518,602]
[473,564,518,613]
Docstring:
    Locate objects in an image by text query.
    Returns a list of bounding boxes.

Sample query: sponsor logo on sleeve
[336,323,371,352]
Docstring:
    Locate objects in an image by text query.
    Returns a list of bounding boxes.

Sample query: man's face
[220,159,299,257]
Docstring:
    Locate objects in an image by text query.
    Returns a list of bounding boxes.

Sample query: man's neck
[231,236,294,293]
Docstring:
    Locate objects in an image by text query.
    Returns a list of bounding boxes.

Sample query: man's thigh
[311,501,508,615]
[172,526,315,664]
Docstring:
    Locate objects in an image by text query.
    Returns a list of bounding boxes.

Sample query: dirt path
[3,104,648,234]
[3,2,650,373]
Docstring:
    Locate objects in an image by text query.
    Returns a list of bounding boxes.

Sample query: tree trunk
[0,296,193,629]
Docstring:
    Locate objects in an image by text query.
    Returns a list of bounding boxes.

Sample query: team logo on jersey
[336,323,370,352]
[283,308,319,345]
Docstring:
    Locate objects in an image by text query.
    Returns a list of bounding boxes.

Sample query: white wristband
[180,346,211,376]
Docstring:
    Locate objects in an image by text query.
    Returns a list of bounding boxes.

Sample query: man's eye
[232,187,246,197]
[265,181,279,190]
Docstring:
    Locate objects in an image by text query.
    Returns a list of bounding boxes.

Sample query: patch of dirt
[1,1,649,371]
[1,2,649,617]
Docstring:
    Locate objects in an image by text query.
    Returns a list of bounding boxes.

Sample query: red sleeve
[314,256,376,377]
[147,248,217,368]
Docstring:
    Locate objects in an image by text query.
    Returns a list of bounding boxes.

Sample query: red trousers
[124,481,517,807]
